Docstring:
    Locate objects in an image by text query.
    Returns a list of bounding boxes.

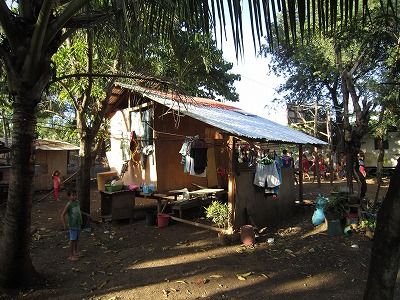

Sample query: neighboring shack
[104,83,326,229]
[33,139,79,190]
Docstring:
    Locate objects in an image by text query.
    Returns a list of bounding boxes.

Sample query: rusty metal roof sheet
[115,83,327,145]
[35,139,79,151]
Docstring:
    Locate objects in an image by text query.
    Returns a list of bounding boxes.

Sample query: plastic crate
[105,184,123,192]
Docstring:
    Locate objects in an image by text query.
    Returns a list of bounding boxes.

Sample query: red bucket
[240,225,255,245]
[157,213,170,228]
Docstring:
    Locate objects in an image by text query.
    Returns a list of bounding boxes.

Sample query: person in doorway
[61,190,82,261]
[52,170,61,201]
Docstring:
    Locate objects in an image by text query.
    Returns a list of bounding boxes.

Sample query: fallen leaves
[98,279,109,289]
[236,271,254,281]
[175,280,188,284]
[209,274,223,278]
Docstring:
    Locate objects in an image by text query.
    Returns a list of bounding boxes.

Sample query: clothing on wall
[130,108,154,167]
[179,136,208,177]
[253,158,281,188]
[273,156,283,194]
[253,153,283,196]
[179,138,191,173]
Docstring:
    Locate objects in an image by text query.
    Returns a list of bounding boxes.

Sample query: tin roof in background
[35,139,79,151]
[112,83,327,145]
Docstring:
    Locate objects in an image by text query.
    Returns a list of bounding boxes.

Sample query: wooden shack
[105,83,326,229]
[33,139,79,191]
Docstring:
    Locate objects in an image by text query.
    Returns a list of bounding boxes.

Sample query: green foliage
[124,28,240,101]
[324,192,348,219]
[205,201,229,229]
[360,219,376,231]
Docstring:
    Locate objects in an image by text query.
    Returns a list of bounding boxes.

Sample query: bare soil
[1,179,399,300]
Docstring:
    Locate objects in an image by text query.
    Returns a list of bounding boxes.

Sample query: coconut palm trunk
[0,94,40,287]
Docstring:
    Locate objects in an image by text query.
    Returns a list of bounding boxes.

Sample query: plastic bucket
[157,213,170,228]
[145,211,157,226]
[327,219,342,236]
[240,225,255,245]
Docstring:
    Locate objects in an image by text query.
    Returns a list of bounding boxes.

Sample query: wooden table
[171,188,226,218]
[135,188,226,216]
[188,188,225,196]
[100,190,136,222]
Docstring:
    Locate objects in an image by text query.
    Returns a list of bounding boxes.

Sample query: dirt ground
[1,179,399,300]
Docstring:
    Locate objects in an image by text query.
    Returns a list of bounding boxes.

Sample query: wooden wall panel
[154,104,212,192]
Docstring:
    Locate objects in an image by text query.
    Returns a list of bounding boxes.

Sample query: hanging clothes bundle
[253,153,282,196]
[179,136,207,177]
[129,131,140,165]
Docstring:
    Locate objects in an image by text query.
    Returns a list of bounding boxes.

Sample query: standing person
[52,170,61,201]
[301,154,311,181]
[282,149,297,184]
[318,153,328,180]
[281,149,293,168]
[61,190,82,261]
[355,151,367,199]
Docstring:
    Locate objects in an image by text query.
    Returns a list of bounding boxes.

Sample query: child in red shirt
[52,170,61,201]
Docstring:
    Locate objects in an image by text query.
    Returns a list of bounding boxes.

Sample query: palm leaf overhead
[1,1,394,69]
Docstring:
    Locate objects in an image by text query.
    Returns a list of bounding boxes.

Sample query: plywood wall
[34,150,68,191]
[234,168,296,228]
[153,103,230,193]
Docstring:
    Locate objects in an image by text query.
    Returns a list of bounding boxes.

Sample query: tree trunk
[0,97,38,287]
[342,74,354,193]
[1,109,10,164]
[373,107,386,205]
[77,127,93,225]
[364,158,400,300]
[374,137,385,204]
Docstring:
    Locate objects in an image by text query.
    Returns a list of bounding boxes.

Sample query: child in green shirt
[61,190,82,261]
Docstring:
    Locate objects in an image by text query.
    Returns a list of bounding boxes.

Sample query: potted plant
[324,193,348,236]
[205,200,229,229]
[205,201,237,244]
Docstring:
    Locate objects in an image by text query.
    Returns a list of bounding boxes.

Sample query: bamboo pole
[298,144,304,203]
[170,216,226,233]
[37,170,79,202]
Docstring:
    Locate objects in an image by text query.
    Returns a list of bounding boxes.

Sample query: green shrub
[205,201,229,229]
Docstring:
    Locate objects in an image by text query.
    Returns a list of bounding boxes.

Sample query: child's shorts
[69,228,80,241]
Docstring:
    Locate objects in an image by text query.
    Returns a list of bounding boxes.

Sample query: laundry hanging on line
[179,136,208,177]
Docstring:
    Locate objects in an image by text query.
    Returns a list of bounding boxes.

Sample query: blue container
[312,207,325,226]
[327,219,342,236]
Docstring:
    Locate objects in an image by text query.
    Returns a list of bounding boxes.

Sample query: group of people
[300,152,331,181]
[301,151,366,182]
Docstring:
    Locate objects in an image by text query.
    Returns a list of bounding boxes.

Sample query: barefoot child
[61,190,82,261]
[52,170,61,201]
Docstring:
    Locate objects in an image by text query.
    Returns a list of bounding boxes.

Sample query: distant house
[361,130,400,174]
[105,83,325,229]
[33,139,79,190]
[0,138,79,199]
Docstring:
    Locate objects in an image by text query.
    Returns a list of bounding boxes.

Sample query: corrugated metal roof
[35,139,79,151]
[115,83,327,145]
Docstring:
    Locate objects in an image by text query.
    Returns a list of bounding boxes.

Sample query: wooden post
[227,135,236,233]
[314,100,321,186]
[298,144,304,203]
